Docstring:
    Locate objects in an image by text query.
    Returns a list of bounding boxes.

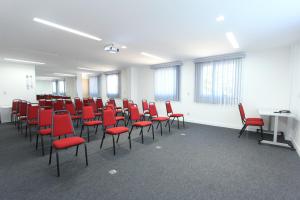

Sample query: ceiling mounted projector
[104,44,119,54]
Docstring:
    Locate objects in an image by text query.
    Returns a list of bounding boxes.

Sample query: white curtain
[195,58,242,105]
[89,76,99,97]
[58,80,65,95]
[106,73,120,98]
[154,66,180,101]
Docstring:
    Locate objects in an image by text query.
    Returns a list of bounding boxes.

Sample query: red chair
[166,101,185,129]
[17,101,28,134]
[80,106,102,142]
[108,98,122,114]
[123,99,129,113]
[129,104,154,143]
[36,108,52,155]
[100,107,130,155]
[49,110,88,177]
[45,100,53,108]
[106,104,126,126]
[53,100,64,111]
[26,104,39,141]
[142,99,150,119]
[238,103,264,140]
[149,102,170,136]
[75,98,83,114]
[90,101,102,119]
[11,99,19,124]
[83,98,90,106]
[96,98,104,112]
[65,103,81,127]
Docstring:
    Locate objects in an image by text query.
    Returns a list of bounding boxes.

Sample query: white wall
[35,80,52,94]
[288,42,300,155]
[0,62,36,105]
[130,47,291,131]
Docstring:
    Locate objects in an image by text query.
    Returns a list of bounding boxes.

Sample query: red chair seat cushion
[95,112,102,116]
[245,118,264,126]
[71,115,81,120]
[38,128,52,135]
[52,137,85,149]
[133,121,152,127]
[116,116,125,121]
[83,120,102,126]
[106,126,129,135]
[152,117,169,121]
[247,117,263,122]
[170,113,184,117]
[28,120,38,125]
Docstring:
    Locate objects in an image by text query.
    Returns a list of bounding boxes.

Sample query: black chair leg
[35,134,39,150]
[183,117,185,128]
[147,124,151,132]
[168,120,170,132]
[160,122,163,136]
[100,131,106,149]
[141,128,144,144]
[112,135,116,155]
[84,144,88,166]
[260,126,264,140]
[95,125,98,135]
[41,136,45,156]
[129,127,133,149]
[75,145,79,156]
[238,125,247,138]
[56,151,60,177]
[87,127,90,142]
[117,134,120,143]
[80,125,84,137]
[151,125,154,140]
[171,118,175,125]
[49,145,52,165]
[177,118,180,129]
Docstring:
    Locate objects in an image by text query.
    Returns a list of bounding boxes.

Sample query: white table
[259,109,295,149]
[0,105,12,123]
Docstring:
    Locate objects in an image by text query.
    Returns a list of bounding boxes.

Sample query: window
[106,73,120,98]
[52,80,65,95]
[195,57,243,105]
[52,81,57,94]
[58,80,65,95]
[89,76,100,97]
[154,66,180,101]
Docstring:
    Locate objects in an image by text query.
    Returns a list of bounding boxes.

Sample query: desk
[0,106,12,123]
[259,109,295,149]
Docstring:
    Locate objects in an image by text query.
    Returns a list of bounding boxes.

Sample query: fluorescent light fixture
[121,45,127,49]
[78,67,95,71]
[216,15,224,22]
[53,73,76,77]
[4,58,45,65]
[33,17,102,41]
[141,52,164,60]
[226,32,239,48]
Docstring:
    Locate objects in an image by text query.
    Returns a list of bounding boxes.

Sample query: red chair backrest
[103,108,116,127]
[96,98,103,110]
[108,99,116,107]
[65,103,76,115]
[165,101,173,115]
[83,98,89,106]
[39,108,52,127]
[123,99,129,109]
[53,101,64,111]
[65,99,73,104]
[45,100,53,108]
[12,99,19,112]
[27,104,39,121]
[130,104,140,121]
[19,101,28,116]
[75,98,83,112]
[149,102,158,117]
[238,103,246,122]
[90,101,98,113]
[38,99,46,107]
[52,111,74,137]
[82,106,95,120]
[142,99,149,112]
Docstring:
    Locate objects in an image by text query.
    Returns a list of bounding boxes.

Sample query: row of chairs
[10,98,185,177]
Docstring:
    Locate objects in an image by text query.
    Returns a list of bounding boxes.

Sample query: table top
[259,108,296,118]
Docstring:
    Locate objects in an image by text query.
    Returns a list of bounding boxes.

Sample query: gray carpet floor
[0,121,299,200]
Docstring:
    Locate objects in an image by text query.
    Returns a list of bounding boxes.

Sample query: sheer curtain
[89,76,99,97]
[195,58,242,105]
[154,66,180,101]
[106,73,120,98]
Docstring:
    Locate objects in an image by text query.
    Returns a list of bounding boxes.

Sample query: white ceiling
[0,0,300,77]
